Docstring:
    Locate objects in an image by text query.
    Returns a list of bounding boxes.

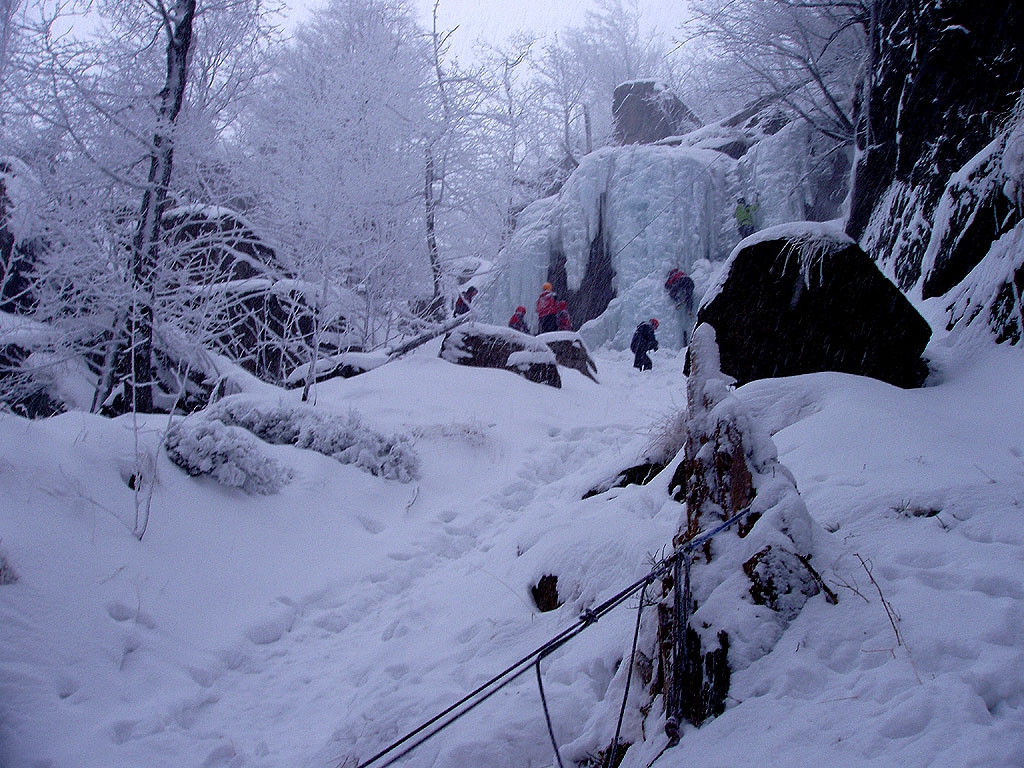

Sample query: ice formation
[480,119,830,351]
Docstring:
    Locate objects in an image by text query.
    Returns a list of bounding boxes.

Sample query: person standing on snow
[508,305,530,333]
[536,282,558,333]
[630,318,659,371]
[454,286,478,316]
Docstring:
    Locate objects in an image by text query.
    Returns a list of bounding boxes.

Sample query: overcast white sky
[282,0,689,53]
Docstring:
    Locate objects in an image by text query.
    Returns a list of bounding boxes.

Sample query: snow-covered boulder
[612,80,700,146]
[439,322,561,388]
[537,330,598,382]
[0,311,96,418]
[694,223,931,388]
[161,205,357,387]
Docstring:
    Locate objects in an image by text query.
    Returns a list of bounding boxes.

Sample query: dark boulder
[440,323,561,388]
[0,340,64,418]
[163,205,279,280]
[846,2,1024,291]
[160,206,350,386]
[613,81,700,146]
[582,460,665,499]
[693,227,931,388]
[538,331,599,382]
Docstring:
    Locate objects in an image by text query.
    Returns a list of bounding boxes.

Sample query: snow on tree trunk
[125,0,196,414]
[653,324,823,733]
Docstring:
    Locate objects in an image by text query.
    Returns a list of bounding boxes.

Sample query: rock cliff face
[846,1,1024,293]
[612,81,701,146]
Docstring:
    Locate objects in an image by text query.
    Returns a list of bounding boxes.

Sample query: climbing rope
[607,581,648,768]
[354,504,754,768]
[536,656,566,768]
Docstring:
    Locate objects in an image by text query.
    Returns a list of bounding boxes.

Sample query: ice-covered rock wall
[846,1,1024,293]
[481,118,834,351]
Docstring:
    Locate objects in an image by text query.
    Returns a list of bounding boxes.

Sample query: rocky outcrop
[440,323,561,388]
[613,80,700,145]
[693,225,931,388]
[846,2,1024,292]
[0,158,42,315]
[918,128,1023,300]
[944,222,1024,345]
[161,205,351,386]
[928,110,1024,346]
[538,331,599,382]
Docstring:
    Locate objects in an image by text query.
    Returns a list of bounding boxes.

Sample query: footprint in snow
[56,675,80,700]
[109,719,139,745]
[105,600,156,628]
[200,741,237,767]
[356,514,386,534]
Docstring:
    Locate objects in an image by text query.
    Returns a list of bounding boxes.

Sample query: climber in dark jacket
[556,301,573,331]
[665,268,694,314]
[454,286,478,316]
[508,305,530,333]
[630,318,659,371]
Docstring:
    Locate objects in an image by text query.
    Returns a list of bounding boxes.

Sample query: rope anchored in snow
[353,505,754,768]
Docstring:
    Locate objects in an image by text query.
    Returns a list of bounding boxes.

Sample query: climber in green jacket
[735,197,758,238]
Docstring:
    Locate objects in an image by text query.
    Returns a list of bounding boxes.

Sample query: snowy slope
[1,332,1022,768]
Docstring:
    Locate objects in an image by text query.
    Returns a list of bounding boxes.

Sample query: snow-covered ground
[1,331,1022,768]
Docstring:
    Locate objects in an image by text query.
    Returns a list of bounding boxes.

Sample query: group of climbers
[508,283,573,334]
[534,283,573,332]
[512,279,668,372]
[458,265,708,372]
[457,282,575,335]
[454,194,755,368]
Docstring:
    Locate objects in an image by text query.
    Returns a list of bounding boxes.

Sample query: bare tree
[685,0,870,144]
[3,0,274,413]
[238,0,432,346]
[127,0,198,414]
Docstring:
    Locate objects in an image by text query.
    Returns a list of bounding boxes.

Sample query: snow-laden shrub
[643,407,690,466]
[165,419,293,494]
[207,397,419,482]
